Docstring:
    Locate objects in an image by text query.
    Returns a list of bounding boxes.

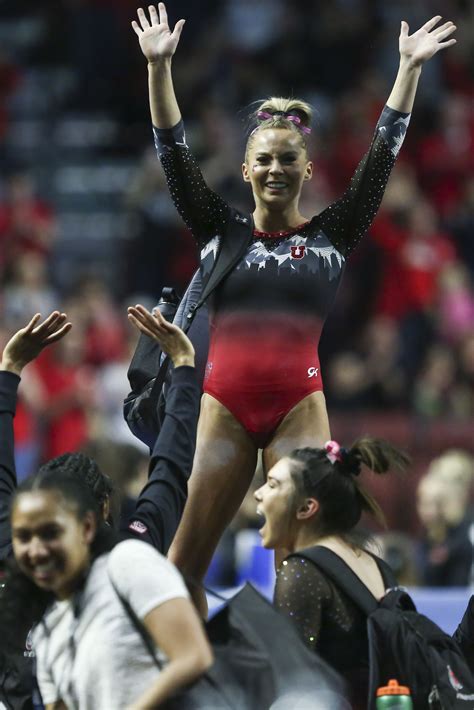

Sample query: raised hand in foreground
[0,312,72,376]
[128,304,195,369]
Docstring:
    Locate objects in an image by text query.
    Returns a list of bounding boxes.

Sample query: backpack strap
[155,210,253,392]
[290,546,380,617]
[108,565,162,670]
[184,209,254,325]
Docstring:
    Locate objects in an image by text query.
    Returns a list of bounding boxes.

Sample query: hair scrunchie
[324,440,343,464]
[324,440,361,477]
[256,110,312,134]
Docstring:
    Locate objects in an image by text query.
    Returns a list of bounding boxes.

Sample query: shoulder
[277,555,332,596]
[108,540,189,605]
[108,539,168,572]
[32,600,69,647]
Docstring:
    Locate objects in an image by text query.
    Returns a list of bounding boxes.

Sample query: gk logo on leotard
[290,245,306,259]
[307,367,319,378]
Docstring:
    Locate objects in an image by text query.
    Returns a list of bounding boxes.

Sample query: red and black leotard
[154,106,410,447]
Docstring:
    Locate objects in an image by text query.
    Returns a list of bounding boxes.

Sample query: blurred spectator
[413,345,459,418]
[374,531,420,587]
[31,325,97,460]
[414,95,473,218]
[95,327,149,450]
[1,252,58,329]
[327,316,406,410]
[0,170,56,281]
[372,199,456,321]
[124,148,197,298]
[69,274,127,367]
[416,466,473,587]
[436,263,474,345]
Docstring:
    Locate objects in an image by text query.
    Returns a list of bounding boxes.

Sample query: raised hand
[1,312,72,376]
[400,16,456,67]
[132,3,185,63]
[128,304,195,368]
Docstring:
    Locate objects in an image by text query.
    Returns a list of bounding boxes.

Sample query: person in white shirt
[5,310,213,710]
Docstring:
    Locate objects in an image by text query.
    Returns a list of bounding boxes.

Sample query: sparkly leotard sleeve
[153,120,231,249]
[274,556,371,708]
[154,106,410,447]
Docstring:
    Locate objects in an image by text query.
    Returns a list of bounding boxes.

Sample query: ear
[296,497,319,521]
[304,161,313,181]
[242,162,251,182]
[82,511,97,545]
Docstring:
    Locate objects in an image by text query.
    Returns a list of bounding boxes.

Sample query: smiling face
[254,458,302,550]
[242,128,312,211]
[12,490,96,599]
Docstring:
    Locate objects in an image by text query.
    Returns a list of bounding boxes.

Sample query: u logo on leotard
[290,245,306,259]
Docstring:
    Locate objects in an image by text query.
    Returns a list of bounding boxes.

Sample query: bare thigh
[168,394,258,580]
[263,390,331,472]
[262,391,331,566]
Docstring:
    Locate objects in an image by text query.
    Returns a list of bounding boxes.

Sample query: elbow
[186,644,214,681]
[200,645,214,674]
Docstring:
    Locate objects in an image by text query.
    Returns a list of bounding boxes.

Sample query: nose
[269,160,283,174]
[27,536,49,563]
[254,487,262,502]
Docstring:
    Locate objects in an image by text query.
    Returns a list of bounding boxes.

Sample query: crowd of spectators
[0,0,472,582]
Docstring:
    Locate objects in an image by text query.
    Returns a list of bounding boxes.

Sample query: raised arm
[317,16,457,258]
[132,3,184,128]
[0,312,71,560]
[124,306,199,553]
[131,4,230,244]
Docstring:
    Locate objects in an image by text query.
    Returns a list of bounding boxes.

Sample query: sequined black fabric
[153,105,409,259]
[274,556,372,707]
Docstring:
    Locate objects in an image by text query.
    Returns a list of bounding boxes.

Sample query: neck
[292,527,342,552]
[252,205,307,233]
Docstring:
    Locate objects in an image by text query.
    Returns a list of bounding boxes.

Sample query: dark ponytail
[0,468,116,650]
[289,437,410,538]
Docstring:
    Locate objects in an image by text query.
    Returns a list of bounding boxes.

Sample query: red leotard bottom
[203,312,323,448]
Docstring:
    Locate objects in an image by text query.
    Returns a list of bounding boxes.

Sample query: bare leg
[263,391,331,567]
[168,394,258,617]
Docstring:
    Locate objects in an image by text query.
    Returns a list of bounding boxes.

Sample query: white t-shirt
[32,539,189,709]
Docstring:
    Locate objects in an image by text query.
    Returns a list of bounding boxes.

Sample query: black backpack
[123,209,253,449]
[294,546,474,710]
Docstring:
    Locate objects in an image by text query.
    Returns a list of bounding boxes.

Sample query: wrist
[0,360,23,376]
[148,57,172,70]
[398,56,423,73]
[173,355,195,369]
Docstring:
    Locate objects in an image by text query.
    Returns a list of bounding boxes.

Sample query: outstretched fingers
[137,7,151,30]
[148,4,160,26]
[24,313,43,334]
[158,2,168,27]
[43,322,73,344]
[29,312,72,343]
[131,20,142,36]
[434,22,457,41]
[420,15,442,33]
[172,18,186,40]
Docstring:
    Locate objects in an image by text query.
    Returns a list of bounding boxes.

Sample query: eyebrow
[255,150,298,157]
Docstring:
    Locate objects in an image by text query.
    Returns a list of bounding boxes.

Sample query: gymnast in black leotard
[153,106,409,448]
[131,4,457,615]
